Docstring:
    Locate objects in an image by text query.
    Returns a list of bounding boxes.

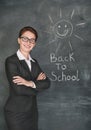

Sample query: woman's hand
[37,72,46,80]
[13,76,34,87]
[13,72,46,87]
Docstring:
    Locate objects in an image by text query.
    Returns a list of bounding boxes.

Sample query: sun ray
[46,8,85,53]
[74,34,84,41]
[55,42,61,54]
[69,41,73,51]
[48,37,57,45]
[76,22,86,26]
[71,9,75,20]
[59,8,62,19]
[48,14,54,24]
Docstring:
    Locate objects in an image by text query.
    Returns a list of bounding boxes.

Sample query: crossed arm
[13,72,46,88]
[5,57,50,96]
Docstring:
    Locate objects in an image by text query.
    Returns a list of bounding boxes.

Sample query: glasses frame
[20,36,36,44]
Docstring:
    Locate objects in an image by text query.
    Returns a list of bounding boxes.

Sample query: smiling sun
[54,19,73,38]
[45,8,86,53]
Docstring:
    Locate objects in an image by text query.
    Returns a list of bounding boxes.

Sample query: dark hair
[18,26,38,41]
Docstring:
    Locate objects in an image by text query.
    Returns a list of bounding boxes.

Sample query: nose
[26,40,31,45]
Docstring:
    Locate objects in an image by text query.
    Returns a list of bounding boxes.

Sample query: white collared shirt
[16,49,36,88]
[17,49,35,71]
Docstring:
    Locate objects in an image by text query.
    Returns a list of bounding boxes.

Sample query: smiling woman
[4,26,50,130]
[18,28,37,55]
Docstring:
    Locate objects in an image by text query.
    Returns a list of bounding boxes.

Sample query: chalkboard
[0,0,91,130]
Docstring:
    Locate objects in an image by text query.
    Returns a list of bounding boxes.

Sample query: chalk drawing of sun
[45,8,86,53]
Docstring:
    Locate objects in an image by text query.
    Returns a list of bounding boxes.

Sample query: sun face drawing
[54,19,73,39]
[45,8,86,53]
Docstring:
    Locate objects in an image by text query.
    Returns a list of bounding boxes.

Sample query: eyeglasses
[20,36,36,44]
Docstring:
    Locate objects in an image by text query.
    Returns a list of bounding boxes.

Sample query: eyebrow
[21,36,35,39]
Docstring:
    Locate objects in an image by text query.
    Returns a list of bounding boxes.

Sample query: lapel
[31,60,35,72]
[20,60,31,74]
[19,60,36,79]
[14,53,37,79]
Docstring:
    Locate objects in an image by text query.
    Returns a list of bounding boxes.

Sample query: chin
[23,48,31,53]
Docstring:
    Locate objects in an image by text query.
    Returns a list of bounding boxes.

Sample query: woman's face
[18,31,36,53]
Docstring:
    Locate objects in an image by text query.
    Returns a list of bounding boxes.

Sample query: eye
[20,36,28,42]
[23,37,28,41]
[30,38,35,42]
[65,24,67,28]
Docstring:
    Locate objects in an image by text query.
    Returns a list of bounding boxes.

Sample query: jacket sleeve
[34,77,50,91]
[33,60,51,92]
[5,58,37,96]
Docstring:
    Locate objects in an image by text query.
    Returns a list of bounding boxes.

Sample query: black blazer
[4,53,50,112]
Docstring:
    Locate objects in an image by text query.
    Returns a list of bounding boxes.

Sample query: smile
[56,29,69,37]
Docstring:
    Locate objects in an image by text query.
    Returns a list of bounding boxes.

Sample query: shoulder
[33,58,37,63]
[5,53,18,63]
[32,58,39,65]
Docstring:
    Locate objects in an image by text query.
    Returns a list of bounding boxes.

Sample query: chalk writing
[50,70,80,82]
[49,52,80,82]
[50,52,75,63]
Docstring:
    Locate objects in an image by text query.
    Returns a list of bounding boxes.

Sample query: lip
[23,44,32,49]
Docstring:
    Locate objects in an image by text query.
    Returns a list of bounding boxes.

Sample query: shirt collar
[17,49,35,62]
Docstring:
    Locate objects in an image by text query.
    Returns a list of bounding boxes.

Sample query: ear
[17,38,20,45]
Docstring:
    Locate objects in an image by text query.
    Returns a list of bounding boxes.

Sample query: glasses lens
[29,38,35,44]
[20,36,35,44]
[21,37,28,42]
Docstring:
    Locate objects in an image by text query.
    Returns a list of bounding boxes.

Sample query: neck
[19,49,30,60]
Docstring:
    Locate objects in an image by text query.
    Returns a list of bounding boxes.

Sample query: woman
[4,26,50,130]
